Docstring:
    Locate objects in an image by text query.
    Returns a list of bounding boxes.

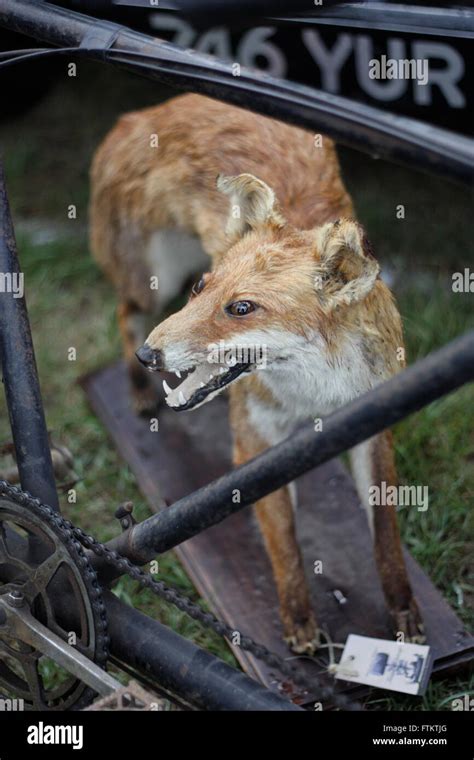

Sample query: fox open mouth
[157,361,253,411]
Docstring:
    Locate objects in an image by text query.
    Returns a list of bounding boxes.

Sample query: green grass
[0,63,472,710]
[395,285,474,629]
[370,284,473,711]
[338,146,473,276]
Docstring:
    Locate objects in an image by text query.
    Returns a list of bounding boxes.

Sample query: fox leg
[254,488,320,653]
[117,300,158,415]
[232,423,319,654]
[350,431,425,642]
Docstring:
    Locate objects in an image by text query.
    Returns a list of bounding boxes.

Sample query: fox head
[136,173,396,412]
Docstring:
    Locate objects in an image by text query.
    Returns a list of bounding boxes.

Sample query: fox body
[90,93,424,651]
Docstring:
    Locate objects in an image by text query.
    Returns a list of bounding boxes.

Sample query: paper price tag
[335,634,432,695]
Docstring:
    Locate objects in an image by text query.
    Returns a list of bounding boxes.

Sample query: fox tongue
[165,363,223,408]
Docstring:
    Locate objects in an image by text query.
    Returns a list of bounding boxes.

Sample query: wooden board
[81,360,474,705]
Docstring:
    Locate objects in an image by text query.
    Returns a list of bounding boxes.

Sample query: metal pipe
[0,162,59,510]
[104,591,302,711]
[110,0,349,17]
[0,1,472,184]
[280,2,474,39]
[0,594,122,697]
[93,330,474,581]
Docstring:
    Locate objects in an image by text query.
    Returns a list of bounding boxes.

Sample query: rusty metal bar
[93,330,474,581]
[105,591,302,711]
[0,162,59,510]
[0,0,472,184]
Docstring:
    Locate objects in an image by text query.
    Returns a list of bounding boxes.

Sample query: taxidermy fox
[90,93,424,653]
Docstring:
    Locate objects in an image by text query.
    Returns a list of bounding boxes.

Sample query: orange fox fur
[90,93,424,652]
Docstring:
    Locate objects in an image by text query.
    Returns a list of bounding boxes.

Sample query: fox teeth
[178,391,186,406]
[200,382,205,388]
[162,380,172,396]
[175,370,181,379]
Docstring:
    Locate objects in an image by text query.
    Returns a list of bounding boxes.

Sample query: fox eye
[226,300,256,317]
[191,277,205,296]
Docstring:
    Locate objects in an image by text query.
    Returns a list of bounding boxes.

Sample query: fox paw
[284,618,321,655]
[393,604,426,644]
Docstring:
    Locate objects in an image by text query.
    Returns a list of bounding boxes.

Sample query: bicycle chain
[0,480,361,711]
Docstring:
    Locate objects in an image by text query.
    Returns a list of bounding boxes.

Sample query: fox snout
[135,344,164,370]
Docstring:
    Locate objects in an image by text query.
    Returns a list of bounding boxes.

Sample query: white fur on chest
[243,329,379,445]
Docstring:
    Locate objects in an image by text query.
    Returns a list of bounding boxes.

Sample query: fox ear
[217,173,285,239]
[314,219,380,310]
